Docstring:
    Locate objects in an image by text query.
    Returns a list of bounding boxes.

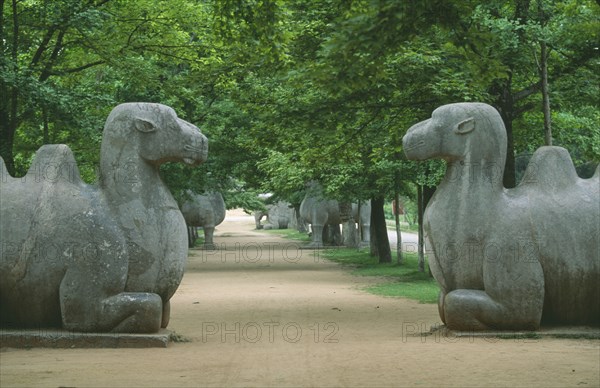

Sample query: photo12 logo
[200,321,339,344]
[401,322,540,344]
[197,242,323,264]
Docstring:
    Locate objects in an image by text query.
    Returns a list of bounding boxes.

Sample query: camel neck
[440,155,505,195]
[98,145,170,206]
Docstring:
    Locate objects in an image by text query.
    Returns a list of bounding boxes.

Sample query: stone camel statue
[0,103,208,333]
[180,191,226,249]
[299,183,371,248]
[403,102,599,331]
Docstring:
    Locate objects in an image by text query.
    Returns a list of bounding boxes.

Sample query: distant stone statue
[254,208,268,229]
[403,102,599,330]
[299,183,371,248]
[0,103,207,333]
[180,191,226,249]
[255,201,294,230]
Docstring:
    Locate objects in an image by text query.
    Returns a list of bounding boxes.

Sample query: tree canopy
[2,0,599,261]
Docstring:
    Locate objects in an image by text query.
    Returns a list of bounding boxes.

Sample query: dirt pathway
[1,210,598,387]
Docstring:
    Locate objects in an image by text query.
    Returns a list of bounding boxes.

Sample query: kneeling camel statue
[0,103,208,333]
[403,102,599,331]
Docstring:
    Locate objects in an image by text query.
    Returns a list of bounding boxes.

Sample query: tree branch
[513,81,541,102]
[30,27,58,68]
[46,60,105,76]
[39,28,66,82]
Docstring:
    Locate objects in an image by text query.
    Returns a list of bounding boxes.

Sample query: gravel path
[1,210,598,387]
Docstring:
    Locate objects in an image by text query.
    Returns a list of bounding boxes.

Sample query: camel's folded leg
[101,293,163,333]
[60,292,162,333]
[60,274,162,333]
[440,243,546,331]
[443,289,543,330]
[443,290,505,330]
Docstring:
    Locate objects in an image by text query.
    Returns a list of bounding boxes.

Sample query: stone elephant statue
[255,201,295,230]
[180,191,226,249]
[299,184,370,248]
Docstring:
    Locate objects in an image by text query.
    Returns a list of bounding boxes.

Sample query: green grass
[260,227,438,304]
[385,219,419,233]
[262,228,311,242]
[319,248,439,304]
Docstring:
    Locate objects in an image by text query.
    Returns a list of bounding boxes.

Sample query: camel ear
[134,117,157,133]
[454,117,475,135]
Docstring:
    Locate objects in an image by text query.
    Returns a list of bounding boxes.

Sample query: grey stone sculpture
[254,209,268,229]
[180,191,226,249]
[403,102,599,330]
[267,201,295,229]
[353,201,371,248]
[299,183,371,248]
[0,103,207,333]
[256,201,295,230]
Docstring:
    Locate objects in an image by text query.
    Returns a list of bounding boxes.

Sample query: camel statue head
[102,103,208,167]
[402,103,506,163]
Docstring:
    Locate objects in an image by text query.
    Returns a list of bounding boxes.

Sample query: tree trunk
[0,0,19,176]
[43,106,50,144]
[497,79,517,189]
[371,195,391,263]
[369,213,378,257]
[394,192,403,265]
[540,42,552,146]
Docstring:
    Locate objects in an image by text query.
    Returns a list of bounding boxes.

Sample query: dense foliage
[2,0,598,260]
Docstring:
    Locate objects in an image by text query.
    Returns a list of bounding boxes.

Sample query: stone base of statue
[0,328,178,348]
[423,325,600,341]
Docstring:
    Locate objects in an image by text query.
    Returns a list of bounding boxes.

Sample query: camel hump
[519,146,579,189]
[25,144,83,185]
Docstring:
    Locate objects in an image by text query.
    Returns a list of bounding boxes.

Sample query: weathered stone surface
[403,102,599,330]
[264,201,295,230]
[0,103,208,333]
[254,209,268,229]
[254,201,296,230]
[0,329,173,348]
[299,183,371,248]
[180,191,226,249]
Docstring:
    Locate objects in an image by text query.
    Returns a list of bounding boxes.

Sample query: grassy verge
[321,248,439,304]
[385,219,419,233]
[259,228,438,304]
[262,228,311,242]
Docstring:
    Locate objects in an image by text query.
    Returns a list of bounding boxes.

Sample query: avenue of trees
[1,0,599,262]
